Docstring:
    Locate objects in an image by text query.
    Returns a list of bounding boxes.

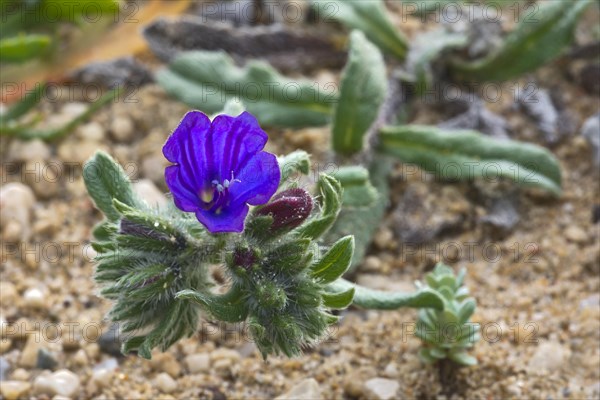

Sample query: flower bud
[256,188,313,231]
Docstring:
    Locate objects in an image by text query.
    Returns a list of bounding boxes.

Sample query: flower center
[199,171,241,211]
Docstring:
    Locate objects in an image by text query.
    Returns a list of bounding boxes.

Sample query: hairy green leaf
[331,166,378,207]
[322,287,355,309]
[311,0,408,60]
[331,30,387,155]
[311,236,354,284]
[325,158,393,271]
[278,150,311,185]
[176,286,249,323]
[405,28,467,90]
[379,124,562,195]
[83,151,141,221]
[156,51,336,128]
[451,0,592,82]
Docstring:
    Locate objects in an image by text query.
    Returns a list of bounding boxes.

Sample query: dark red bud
[233,247,257,268]
[256,188,313,231]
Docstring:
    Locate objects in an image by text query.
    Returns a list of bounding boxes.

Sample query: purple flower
[163,111,280,233]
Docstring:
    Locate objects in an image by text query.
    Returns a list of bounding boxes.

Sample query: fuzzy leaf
[83,151,141,221]
[457,298,476,324]
[156,51,336,128]
[329,279,445,310]
[331,166,378,207]
[405,28,467,90]
[325,158,393,271]
[451,0,592,82]
[379,125,562,195]
[311,236,354,284]
[296,174,342,240]
[278,150,311,185]
[448,351,477,366]
[176,287,249,323]
[311,0,408,60]
[331,31,387,155]
[322,287,355,309]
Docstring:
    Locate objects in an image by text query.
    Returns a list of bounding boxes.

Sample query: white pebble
[0,381,31,400]
[78,122,105,142]
[111,116,135,142]
[155,372,177,393]
[276,378,321,400]
[23,288,45,309]
[363,378,400,400]
[184,354,210,374]
[33,369,81,398]
[0,183,35,242]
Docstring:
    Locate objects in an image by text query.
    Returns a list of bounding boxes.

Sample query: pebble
[480,196,520,237]
[275,378,321,400]
[392,183,469,245]
[97,324,122,357]
[33,369,80,398]
[363,378,400,400]
[19,335,43,368]
[111,116,135,142]
[184,354,210,373]
[581,113,600,166]
[565,226,587,244]
[373,228,394,249]
[0,282,17,304]
[0,357,9,380]
[0,183,36,242]
[527,341,571,372]
[23,287,45,309]
[8,139,51,162]
[210,348,241,363]
[149,352,181,377]
[0,381,31,400]
[57,140,108,165]
[24,160,60,199]
[36,348,58,370]
[133,179,167,208]
[90,368,114,392]
[155,372,177,393]
[78,121,105,142]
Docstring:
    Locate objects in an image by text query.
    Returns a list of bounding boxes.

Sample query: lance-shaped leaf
[311,235,354,284]
[176,286,249,323]
[296,174,343,240]
[83,151,142,221]
[1,88,119,140]
[278,150,311,185]
[451,0,592,82]
[0,34,51,63]
[331,31,387,155]
[156,51,337,128]
[328,278,445,310]
[331,165,378,207]
[379,125,562,195]
[0,83,45,124]
[311,0,408,60]
[322,287,355,309]
[325,158,393,272]
[405,28,468,91]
